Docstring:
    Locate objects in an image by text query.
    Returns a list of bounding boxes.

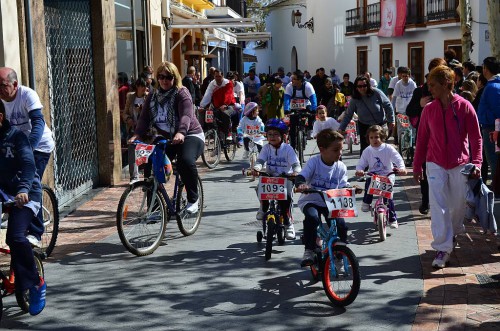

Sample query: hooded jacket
[413,94,482,175]
[477,74,500,127]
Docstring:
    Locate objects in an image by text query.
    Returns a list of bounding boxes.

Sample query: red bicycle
[0,201,45,322]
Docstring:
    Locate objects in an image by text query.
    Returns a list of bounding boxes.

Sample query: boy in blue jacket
[0,102,46,315]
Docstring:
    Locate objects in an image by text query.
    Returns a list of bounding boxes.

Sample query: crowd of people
[118,54,499,270]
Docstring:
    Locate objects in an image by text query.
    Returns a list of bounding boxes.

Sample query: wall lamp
[292,10,314,33]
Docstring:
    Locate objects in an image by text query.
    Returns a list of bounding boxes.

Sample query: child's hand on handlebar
[355,170,364,177]
[393,168,407,175]
[295,184,310,192]
[352,185,364,195]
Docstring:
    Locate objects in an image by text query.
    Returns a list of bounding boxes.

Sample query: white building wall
[256,0,490,81]
[0,0,22,83]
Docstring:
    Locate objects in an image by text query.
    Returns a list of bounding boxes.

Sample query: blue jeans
[302,203,347,250]
[30,151,51,240]
[7,206,40,291]
[363,177,397,223]
[481,127,497,179]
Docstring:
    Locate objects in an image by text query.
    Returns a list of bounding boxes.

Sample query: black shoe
[419,204,429,215]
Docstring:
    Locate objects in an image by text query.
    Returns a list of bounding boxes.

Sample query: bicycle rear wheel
[297,130,304,166]
[265,217,274,260]
[201,129,221,169]
[16,252,44,313]
[116,181,168,256]
[322,245,360,306]
[176,175,204,236]
[37,185,59,259]
[223,130,237,161]
[377,212,387,241]
[250,152,257,181]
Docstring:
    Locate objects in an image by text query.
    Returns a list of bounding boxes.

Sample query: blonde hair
[156,61,183,89]
[428,65,455,91]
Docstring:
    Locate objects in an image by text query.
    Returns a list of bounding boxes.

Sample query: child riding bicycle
[253,118,301,240]
[238,102,265,158]
[311,105,340,138]
[355,125,406,228]
[0,103,46,315]
[295,129,350,267]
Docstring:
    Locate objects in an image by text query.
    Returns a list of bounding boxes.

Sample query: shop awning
[207,28,238,45]
[242,53,258,62]
[234,32,272,41]
[170,17,257,29]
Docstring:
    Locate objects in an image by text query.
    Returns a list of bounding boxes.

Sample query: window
[380,44,393,78]
[444,39,462,62]
[408,42,425,85]
[357,46,368,76]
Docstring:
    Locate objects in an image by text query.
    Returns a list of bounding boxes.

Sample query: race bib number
[323,188,358,218]
[135,143,155,166]
[245,125,260,136]
[205,110,214,123]
[368,175,394,199]
[290,98,306,110]
[346,120,357,133]
[257,177,287,201]
[397,114,410,128]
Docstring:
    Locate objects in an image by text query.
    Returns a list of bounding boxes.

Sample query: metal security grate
[476,274,500,289]
[44,0,99,208]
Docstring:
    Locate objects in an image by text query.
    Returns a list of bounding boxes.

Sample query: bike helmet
[244,102,258,117]
[265,118,288,135]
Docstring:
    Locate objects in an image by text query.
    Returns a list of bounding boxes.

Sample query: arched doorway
[291,46,298,72]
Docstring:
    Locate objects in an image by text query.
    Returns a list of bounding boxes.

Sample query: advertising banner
[378,0,407,37]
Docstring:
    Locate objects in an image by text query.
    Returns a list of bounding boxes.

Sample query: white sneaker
[389,220,399,229]
[129,178,140,185]
[226,133,233,142]
[27,235,42,248]
[301,249,315,267]
[361,202,370,212]
[185,199,199,214]
[0,219,8,229]
[432,251,450,268]
[256,209,265,220]
[243,150,249,159]
[285,223,296,240]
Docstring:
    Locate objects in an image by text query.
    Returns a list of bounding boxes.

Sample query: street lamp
[292,9,314,33]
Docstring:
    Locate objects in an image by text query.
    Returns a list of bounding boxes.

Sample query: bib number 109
[257,177,287,201]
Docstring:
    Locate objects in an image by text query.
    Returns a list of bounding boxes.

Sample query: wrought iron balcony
[365,2,381,30]
[426,0,459,21]
[346,8,362,33]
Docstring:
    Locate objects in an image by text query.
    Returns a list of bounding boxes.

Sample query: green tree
[487,0,500,58]
[246,0,271,32]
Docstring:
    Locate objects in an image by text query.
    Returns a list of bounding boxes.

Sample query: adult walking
[129,61,204,214]
[339,75,394,155]
[413,65,482,269]
[0,67,55,246]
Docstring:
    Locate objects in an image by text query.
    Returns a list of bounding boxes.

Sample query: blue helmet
[265,118,288,135]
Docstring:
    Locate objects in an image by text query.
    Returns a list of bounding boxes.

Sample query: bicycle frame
[316,218,348,278]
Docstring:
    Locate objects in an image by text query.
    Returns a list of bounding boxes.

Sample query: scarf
[152,87,179,135]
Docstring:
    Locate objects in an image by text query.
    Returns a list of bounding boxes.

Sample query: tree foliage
[246,0,271,32]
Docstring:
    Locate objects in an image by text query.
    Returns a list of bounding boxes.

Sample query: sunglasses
[158,74,174,81]
[356,84,368,88]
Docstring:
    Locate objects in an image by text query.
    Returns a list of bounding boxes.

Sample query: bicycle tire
[297,130,304,166]
[377,212,387,241]
[201,129,221,169]
[322,245,360,306]
[176,175,204,236]
[223,131,237,161]
[37,185,59,259]
[116,181,168,256]
[265,217,274,260]
[309,250,321,283]
[398,132,405,156]
[277,225,285,245]
[16,252,44,313]
[250,152,257,181]
[348,136,353,154]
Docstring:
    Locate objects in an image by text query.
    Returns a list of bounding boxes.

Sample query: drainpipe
[24,0,35,89]
[131,0,138,78]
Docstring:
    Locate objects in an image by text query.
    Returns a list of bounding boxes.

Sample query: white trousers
[426,162,467,253]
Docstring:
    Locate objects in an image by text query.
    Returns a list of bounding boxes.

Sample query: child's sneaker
[285,223,296,240]
[29,278,46,316]
[361,202,370,212]
[432,251,450,269]
[27,235,42,248]
[226,132,233,142]
[301,249,315,267]
[256,209,265,220]
[389,220,399,229]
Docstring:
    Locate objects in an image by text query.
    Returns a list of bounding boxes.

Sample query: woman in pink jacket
[413,65,482,269]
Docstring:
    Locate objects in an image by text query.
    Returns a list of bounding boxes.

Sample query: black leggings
[145,135,204,203]
[243,137,262,152]
[289,112,314,150]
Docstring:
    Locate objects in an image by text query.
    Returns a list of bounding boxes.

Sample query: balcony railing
[426,0,459,21]
[345,0,459,35]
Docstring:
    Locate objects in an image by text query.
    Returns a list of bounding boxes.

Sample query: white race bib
[257,177,287,201]
[322,188,358,218]
[368,175,394,199]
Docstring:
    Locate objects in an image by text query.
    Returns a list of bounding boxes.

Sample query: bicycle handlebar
[1,200,16,208]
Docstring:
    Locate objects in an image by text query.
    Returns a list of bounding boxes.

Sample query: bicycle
[247,171,295,261]
[200,105,238,169]
[366,171,398,241]
[242,133,265,182]
[397,114,414,167]
[287,108,309,166]
[344,120,358,154]
[116,140,204,256]
[36,185,59,259]
[297,187,361,306]
[0,200,45,321]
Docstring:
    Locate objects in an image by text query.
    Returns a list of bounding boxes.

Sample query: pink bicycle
[344,120,358,154]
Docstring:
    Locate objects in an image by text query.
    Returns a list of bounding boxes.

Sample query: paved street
[1,140,499,330]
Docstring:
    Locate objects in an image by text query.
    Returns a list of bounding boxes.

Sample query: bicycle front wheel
[322,245,360,306]
[116,181,168,256]
[297,130,304,166]
[38,185,60,259]
[176,176,204,236]
[377,212,387,241]
[250,152,257,181]
[16,252,44,313]
[223,131,237,161]
[265,216,274,260]
[201,129,221,169]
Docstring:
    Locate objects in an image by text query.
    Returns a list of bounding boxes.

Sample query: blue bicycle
[116,140,204,256]
[299,188,361,306]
